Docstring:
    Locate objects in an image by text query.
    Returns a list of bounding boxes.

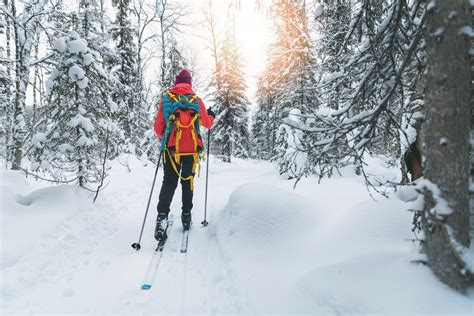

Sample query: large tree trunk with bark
[470,2,474,251]
[421,0,473,292]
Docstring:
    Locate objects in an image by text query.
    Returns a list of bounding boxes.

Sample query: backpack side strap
[163,149,202,191]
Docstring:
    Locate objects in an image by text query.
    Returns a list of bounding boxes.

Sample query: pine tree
[251,76,279,160]
[30,0,121,187]
[316,0,351,111]
[277,108,307,178]
[210,19,250,162]
[281,0,426,183]
[255,0,317,177]
[110,0,148,156]
[76,0,123,157]
[32,31,118,187]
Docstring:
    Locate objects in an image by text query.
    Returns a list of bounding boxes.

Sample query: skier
[153,69,215,241]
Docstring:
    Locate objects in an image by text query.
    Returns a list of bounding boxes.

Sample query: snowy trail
[2,156,473,315]
[1,157,252,314]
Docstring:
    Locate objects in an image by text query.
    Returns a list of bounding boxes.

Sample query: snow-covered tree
[277,108,307,179]
[1,0,51,169]
[110,0,148,155]
[283,0,426,183]
[252,47,276,163]
[76,0,123,156]
[314,0,351,112]
[31,31,118,187]
[0,7,12,163]
[210,17,250,162]
[250,77,278,160]
[255,0,317,175]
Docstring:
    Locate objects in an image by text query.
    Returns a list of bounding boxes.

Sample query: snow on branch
[281,0,426,186]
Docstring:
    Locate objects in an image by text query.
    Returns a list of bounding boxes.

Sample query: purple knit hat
[174,69,192,86]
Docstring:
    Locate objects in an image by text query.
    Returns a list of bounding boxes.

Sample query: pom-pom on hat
[174,69,192,86]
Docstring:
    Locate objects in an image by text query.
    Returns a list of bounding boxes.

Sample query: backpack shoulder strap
[167,92,200,113]
[188,94,199,104]
[167,92,180,103]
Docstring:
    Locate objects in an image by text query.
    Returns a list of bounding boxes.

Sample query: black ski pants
[157,152,195,218]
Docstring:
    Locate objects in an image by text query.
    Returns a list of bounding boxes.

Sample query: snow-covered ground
[1,155,473,315]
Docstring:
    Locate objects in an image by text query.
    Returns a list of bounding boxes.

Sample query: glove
[207,107,216,118]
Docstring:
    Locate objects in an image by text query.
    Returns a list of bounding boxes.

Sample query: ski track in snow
[1,158,249,314]
[2,156,473,314]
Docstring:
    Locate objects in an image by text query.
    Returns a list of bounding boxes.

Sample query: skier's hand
[207,107,216,118]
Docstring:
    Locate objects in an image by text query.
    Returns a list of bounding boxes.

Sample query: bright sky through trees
[184,0,273,106]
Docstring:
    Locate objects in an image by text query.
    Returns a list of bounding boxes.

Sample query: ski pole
[202,128,211,227]
[131,151,163,251]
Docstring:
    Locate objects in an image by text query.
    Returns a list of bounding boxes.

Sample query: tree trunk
[205,0,221,91]
[469,2,474,249]
[421,0,473,291]
[223,133,231,163]
[4,0,12,168]
[74,85,85,187]
[159,0,166,90]
[31,36,39,135]
[11,0,26,170]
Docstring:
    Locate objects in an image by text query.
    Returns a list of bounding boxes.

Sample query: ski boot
[154,213,168,241]
[181,212,192,231]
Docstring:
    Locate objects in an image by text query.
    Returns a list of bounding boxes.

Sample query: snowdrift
[293,252,472,315]
[213,180,474,314]
[1,171,88,265]
[216,183,319,264]
[214,183,324,312]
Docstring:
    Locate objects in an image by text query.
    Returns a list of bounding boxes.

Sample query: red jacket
[154,83,214,152]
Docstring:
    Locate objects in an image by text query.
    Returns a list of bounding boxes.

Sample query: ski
[180,229,190,253]
[141,215,174,290]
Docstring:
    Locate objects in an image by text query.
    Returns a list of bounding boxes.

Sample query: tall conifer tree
[210,18,250,162]
[31,2,119,186]
[253,0,317,177]
[110,0,148,155]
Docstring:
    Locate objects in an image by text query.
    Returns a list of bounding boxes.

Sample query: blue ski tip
[141,284,152,290]
[180,249,187,253]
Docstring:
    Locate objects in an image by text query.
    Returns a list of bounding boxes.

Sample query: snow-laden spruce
[279,0,426,183]
[31,31,119,186]
[278,108,308,179]
[252,0,318,169]
[209,20,250,162]
[109,0,150,157]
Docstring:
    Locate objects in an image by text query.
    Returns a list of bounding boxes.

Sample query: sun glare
[192,0,273,104]
[234,5,273,79]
